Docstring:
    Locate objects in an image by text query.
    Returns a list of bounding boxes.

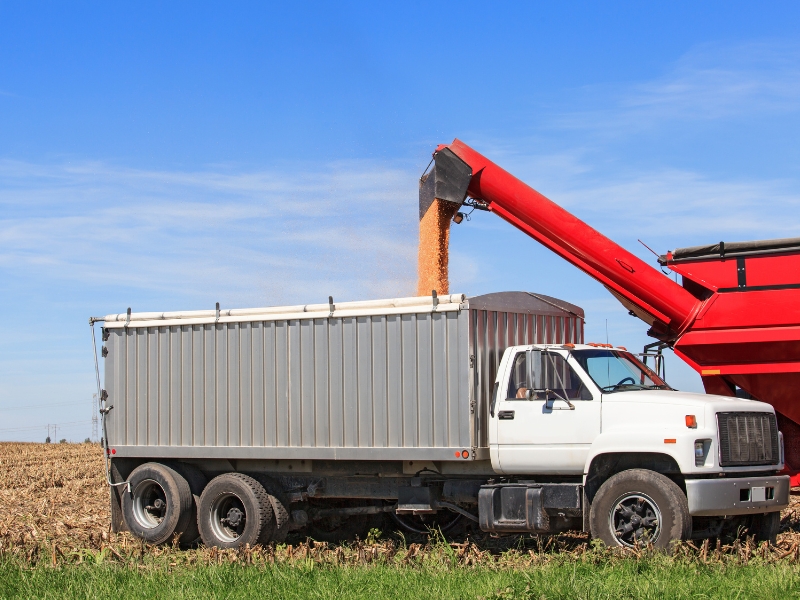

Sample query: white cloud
[0,159,421,308]
[553,41,800,132]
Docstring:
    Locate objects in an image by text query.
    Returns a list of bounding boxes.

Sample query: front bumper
[685,475,790,516]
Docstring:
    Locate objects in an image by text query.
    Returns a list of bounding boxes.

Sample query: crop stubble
[0,442,108,549]
[2,442,800,565]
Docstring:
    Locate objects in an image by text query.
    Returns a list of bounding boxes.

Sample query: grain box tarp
[102,292,583,461]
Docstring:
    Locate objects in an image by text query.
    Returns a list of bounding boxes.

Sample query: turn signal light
[685,415,697,428]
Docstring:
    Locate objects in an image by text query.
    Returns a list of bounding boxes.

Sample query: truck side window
[507,352,593,401]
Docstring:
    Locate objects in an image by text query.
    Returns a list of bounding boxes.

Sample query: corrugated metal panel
[104,291,583,459]
[468,305,584,448]
[105,310,472,453]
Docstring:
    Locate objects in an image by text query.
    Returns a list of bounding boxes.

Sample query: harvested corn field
[2,444,800,599]
[3,442,800,561]
[0,442,109,549]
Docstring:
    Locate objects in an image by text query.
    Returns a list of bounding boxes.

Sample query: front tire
[749,512,780,544]
[590,469,691,549]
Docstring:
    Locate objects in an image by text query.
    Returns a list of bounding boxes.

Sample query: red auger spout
[422,139,704,339]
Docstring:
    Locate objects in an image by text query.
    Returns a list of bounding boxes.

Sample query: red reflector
[685,415,697,428]
[461,450,469,459]
[111,448,116,455]
[454,451,461,458]
[664,439,676,444]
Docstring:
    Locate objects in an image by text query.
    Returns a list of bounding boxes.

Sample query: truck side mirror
[525,349,543,390]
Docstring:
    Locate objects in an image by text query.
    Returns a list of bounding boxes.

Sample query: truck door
[493,349,600,474]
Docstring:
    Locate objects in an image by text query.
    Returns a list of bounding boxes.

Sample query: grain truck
[92,291,788,550]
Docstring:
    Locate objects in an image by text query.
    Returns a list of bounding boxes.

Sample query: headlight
[695,439,711,466]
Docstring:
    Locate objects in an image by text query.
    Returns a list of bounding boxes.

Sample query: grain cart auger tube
[422,139,800,482]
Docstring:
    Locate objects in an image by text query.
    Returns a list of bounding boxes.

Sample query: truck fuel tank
[478,483,582,533]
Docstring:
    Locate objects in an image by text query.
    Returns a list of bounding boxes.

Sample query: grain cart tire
[749,512,780,544]
[252,475,291,544]
[198,473,274,549]
[121,462,194,545]
[590,469,691,550]
[172,463,207,548]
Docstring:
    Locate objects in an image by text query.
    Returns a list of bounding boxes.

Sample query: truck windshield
[571,349,671,393]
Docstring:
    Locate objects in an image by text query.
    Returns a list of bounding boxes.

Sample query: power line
[0,400,90,411]
[0,420,92,433]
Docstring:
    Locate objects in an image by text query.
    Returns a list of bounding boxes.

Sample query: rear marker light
[685,415,697,428]
[461,450,469,459]
[454,451,460,458]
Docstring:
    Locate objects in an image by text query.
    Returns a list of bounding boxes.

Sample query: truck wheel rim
[210,493,247,543]
[609,493,661,547]
[132,479,168,529]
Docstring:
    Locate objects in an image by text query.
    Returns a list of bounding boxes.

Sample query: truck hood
[599,389,776,433]
[601,389,773,412]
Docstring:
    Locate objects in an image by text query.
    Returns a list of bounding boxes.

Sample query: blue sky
[2,2,800,441]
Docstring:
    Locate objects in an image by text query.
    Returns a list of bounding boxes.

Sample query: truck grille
[717,412,779,467]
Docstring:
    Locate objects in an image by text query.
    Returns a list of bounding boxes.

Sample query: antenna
[637,239,660,258]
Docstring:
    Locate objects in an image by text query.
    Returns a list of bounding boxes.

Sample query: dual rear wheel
[121,464,289,548]
[121,462,195,546]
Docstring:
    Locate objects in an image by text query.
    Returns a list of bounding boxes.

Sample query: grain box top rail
[102,294,467,329]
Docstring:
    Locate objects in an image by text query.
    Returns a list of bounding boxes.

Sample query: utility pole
[91,393,99,442]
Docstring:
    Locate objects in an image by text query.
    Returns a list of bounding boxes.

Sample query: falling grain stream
[417,198,459,297]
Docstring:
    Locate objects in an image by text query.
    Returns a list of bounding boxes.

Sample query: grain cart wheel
[749,512,780,544]
[590,469,691,550]
[121,462,194,545]
[252,475,291,544]
[198,473,273,549]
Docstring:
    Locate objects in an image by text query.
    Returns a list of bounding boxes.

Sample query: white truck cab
[485,344,788,546]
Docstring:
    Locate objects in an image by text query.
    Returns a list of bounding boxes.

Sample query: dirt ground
[0,443,109,549]
[1,442,799,551]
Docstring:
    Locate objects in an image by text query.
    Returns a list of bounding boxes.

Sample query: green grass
[1,558,799,599]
